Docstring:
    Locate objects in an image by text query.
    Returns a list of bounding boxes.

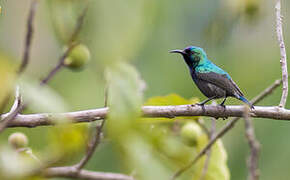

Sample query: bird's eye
[194,56,200,61]
[185,49,191,54]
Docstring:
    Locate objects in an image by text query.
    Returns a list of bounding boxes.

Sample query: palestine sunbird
[170,46,253,108]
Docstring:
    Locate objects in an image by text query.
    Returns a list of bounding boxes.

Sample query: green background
[0,0,290,179]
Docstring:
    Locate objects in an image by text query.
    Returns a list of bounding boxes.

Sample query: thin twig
[40,42,79,85]
[18,0,38,74]
[40,3,89,85]
[170,78,282,180]
[68,2,89,44]
[74,86,108,170]
[244,107,260,180]
[275,0,288,108]
[199,117,216,180]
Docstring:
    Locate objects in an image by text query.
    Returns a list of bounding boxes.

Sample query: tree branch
[3,105,290,128]
[244,108,260,180]
[40,42,79,85]
[275,0,288,108]
[40,2,89,85]
[44,166,134,180]
[68,2,89,44]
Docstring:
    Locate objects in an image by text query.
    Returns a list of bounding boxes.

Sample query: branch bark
[44,166,134,180]
[3,104,290,128]
[275,0,288,108]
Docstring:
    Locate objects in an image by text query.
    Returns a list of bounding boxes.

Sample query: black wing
[195,72,244,98]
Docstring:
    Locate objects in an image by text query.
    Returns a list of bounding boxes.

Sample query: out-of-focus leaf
[105,62,143,138]
[124,134,171,180]
[105,62,174,179]
[0,147,39,180]
[223,0,261,18]
[46,123,88,163]
[19,76,69,113]
[46,0,86,43]
[145,93,198,106]
[188,134,230,180]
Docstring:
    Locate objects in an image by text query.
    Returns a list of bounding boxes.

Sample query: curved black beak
[170,49,184,55]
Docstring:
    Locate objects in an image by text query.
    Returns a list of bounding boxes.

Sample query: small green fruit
[64,44,90,69]
[180,122,202,147]
[8,132,28,149]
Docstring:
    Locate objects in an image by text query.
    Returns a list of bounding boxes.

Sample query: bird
[170,46,253,109]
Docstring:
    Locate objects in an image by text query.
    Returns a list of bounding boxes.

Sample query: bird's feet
[219,104,226,109]
[191,102,206,112]
[191,102,205,107]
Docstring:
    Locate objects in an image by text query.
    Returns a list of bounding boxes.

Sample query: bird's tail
[239,96,254,109]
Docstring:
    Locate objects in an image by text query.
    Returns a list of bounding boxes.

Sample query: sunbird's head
[170,46,207,67]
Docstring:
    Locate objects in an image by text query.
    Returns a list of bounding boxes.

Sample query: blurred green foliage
[0,0,290,180]
[0,55,15,108]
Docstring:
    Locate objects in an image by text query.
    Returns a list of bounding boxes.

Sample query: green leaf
[143,94,199,123]
[194,136,230,180]
[124,134,171,180]
[145,93,199,106]
[47,123,88,162]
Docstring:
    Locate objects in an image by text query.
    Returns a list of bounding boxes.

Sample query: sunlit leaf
[143,94,199,123]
